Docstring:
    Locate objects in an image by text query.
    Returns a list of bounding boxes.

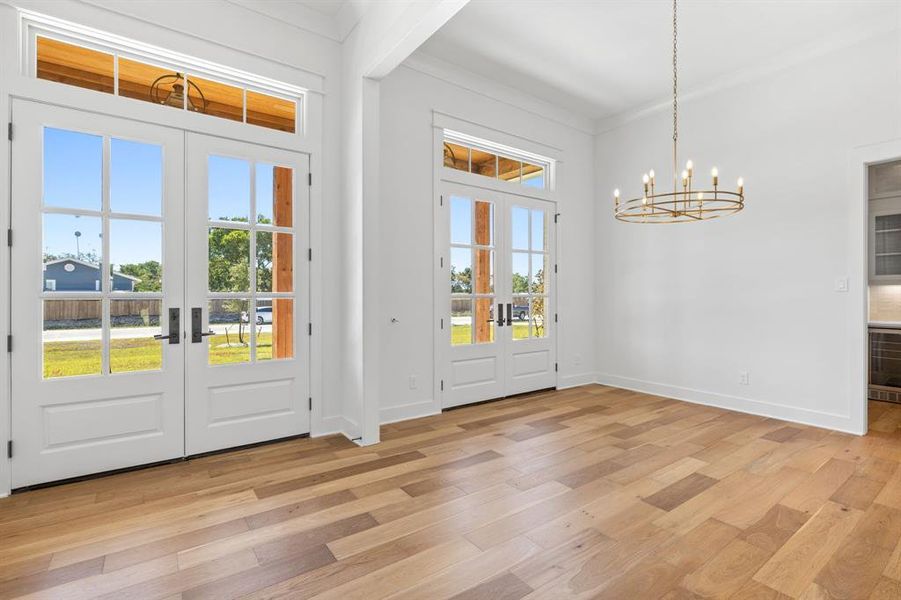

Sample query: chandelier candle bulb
[611,0,744,223]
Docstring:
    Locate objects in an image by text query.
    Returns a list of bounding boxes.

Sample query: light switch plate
[835,277,849,292]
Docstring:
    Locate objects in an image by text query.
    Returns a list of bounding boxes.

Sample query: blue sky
[42,128,283,268]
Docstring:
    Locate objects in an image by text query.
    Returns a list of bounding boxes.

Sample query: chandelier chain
[672,0,678,189]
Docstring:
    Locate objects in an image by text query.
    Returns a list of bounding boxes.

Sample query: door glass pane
[43,299,102,378]
[257,299,293,361]
[209,227,249,292]
[450,196,471,245]
[450,247,472,294]
[531,253,547,294]
[110,299,162,373]
[209,155,250,222]
[531,297,548,338]
[512,296,529,340]
[257,164,294,227]
[474,200,494,247]
[512,252,529,295]
[511,206,529,250]
[44,128,102,211]
[110,220,162,292]
[451,298,472,346]
[531,209,546,251]
[110,138,162,216]
[43,214,103,292]
[474,298,494,344]
[208,299,250,365]
[257,231,293,293]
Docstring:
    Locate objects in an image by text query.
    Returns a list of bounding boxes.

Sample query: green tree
[118,261,162,292]
[450,265,472,293]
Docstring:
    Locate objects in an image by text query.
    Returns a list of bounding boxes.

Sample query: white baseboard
[557,372,598,390]
[380,400,440,425]
[596,373,864,436]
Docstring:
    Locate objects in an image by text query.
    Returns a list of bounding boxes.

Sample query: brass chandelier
[614,0,744,223]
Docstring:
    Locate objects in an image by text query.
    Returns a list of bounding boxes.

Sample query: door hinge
[554,213,559,223]
[308,248,312,261]
[308,172,312,187]
[554,313,558,323]
[440,318,444,329]
[440,379,444,391]
[308,323,312,336]
[440,256,444,268]
[555,362,558,372]
[308,397,312,411]
[7,123,11,141]
[6,335,10,352]
[6,440,11,459]
[440,195,443,206]
[6,229,11,247]
[554,264,558,274]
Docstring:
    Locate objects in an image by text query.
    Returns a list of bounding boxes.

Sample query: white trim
[43,257,141,281]
[404,52,595,135]
[434,110,564,162]
[596,374,862,435]
[556,372,596,390]
[380,400,440,425]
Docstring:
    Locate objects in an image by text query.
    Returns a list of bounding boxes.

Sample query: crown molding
[403,50,595,136]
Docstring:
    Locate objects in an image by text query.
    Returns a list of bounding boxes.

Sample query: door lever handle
[154,308,180,344]
[199,331,215,338]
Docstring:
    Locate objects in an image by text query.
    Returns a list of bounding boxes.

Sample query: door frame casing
[0,28,325,497]
[432,116,561,413]
[849,139,901,438]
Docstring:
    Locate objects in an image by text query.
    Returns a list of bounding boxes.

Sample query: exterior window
[45,279,56,291]
[442,133,551,191]
[34,34,300,134]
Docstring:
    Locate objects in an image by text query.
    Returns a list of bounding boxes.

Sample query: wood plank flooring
[3,385,901,598]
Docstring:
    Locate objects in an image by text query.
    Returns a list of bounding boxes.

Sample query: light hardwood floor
[2,385,901,599]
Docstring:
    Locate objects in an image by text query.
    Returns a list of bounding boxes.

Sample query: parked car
[513,304,529,321]
[240,307,273,325]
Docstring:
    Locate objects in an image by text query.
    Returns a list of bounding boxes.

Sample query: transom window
[443,131,552,191]
[27,22,301,134]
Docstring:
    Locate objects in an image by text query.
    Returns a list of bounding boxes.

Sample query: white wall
[595,31,901,434]
[378,62,598,423]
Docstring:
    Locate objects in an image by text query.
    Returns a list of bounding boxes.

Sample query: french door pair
[10,101,310,488]
[440,182,557,408]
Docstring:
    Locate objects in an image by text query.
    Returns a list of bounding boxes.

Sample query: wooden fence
[44,299,161,321]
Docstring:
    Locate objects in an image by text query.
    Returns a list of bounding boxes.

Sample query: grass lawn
[43,332,276,378]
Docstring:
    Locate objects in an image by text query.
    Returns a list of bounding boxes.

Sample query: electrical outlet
[408,376,417,390]
[739,370,750,385]
[834,277,849,292]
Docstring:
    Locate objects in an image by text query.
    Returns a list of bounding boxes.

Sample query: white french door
[185,133,310,455]
[439,182,557,409]
[10,101,310,487]
[10,101,185,487]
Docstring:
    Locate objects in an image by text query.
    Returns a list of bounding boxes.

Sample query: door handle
[506,303,513,326]
[496,302,505,327]
[191,307,215,343]
[153,308,180,344]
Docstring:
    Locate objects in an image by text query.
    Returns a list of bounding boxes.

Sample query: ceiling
[417,0,898,122]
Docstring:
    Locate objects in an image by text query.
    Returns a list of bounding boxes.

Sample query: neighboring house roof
[43,257,142,282]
